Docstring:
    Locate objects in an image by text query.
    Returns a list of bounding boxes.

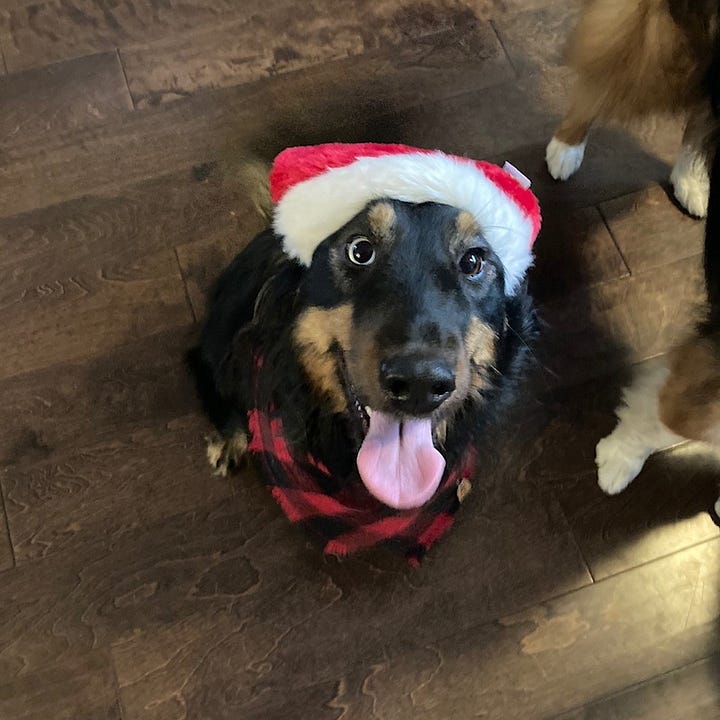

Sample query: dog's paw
[714,496,720,520]
[670,151,709,218]
[595,433,646,495]
[546,136,586,181]
[206,431,248,477]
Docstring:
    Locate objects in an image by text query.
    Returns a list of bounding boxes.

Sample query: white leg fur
[596,362,684,495]
[546,136,587,181]
[671,144,710,218]
[670,102,714,218]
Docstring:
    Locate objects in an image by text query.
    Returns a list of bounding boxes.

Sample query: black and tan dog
[546,0,720,218]
[189,144,540,534]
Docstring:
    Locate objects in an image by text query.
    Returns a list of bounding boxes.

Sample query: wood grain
[530,206,629,304]
[0,51,131,150]
[0,0,247,73]
[0,245,190,381]
[524,361,720,578]
[0,326,198,469]
[0,20,511,219]
[113,536,720,719]
[0,165,260,379]
[0,415,233,563]
[0,497,13,572]
[538,255,706,388]
[120,4,502,107]
[0,649,121,720]
[556,654,720,720]
[600,185,705,273]
[0,493,276,677]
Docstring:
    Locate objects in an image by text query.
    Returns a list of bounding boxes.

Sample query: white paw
[595,433,646,495]
[714,496,720,518]
[546,136,586,181]
[670,149,709,218]
[205,431,248,477]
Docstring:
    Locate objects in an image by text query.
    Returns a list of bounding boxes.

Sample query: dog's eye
[459,248,486,277]
[347,237,376,266]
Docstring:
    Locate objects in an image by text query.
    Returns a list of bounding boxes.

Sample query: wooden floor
[1,1,719,718]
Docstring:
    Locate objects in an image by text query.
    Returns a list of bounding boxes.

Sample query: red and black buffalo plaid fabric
[246,407,475,566]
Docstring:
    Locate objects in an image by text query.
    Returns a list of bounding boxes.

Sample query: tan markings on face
[467,317,496,365]
[430,317,498,430]
[659,335,720,445]
[456,211,480,239]
[345,319,385,409]
[293,304,352,413]
[367,202,396,240]
[450,211,481,256]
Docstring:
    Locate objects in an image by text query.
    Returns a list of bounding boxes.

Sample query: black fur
[701,31,720,329]
[189,199,537,481]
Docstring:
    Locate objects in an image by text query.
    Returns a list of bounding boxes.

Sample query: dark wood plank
[114,537,720,719]
[600,185,705,274]
[524,360,720,578]
[0,20,512,219]
[119,0,406,107]
[0,244,190,381]
[538,254,706,388]
[0,0,498,79]
[530,206,629,304]
[556,446,720,580]
[0,164,259,379]
[0,414,233,563]
[175,231,251,322]
[556,655,720,720]
[492,0,582,76]
[0,164,253,278]
[120,2,504,108]
[0,326,199,469]
[0,0,244,73]
[0,649,121,720]
[0,489,302,678]
[0,51,131,150]
[0,495,13,572]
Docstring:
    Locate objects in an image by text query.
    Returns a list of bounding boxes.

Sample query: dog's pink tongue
[357,411,445,509]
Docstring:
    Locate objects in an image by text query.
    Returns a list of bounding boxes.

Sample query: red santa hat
[269,143,541,295]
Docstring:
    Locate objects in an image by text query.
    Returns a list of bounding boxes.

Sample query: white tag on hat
[503,161,531,189]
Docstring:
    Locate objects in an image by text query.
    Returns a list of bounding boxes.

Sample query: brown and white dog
[596,140,720,515]
[546,0,720,217]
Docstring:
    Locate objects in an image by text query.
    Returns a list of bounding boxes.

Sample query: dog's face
[292,200,511,509]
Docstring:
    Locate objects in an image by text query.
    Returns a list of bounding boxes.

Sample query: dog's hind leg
[596,361,684,495]
[671,101,714,218]
[546,98,595,182]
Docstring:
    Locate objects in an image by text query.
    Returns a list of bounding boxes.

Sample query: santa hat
[269,143,541,295]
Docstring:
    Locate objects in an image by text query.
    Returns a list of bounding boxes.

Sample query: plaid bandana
[246,406,476,566]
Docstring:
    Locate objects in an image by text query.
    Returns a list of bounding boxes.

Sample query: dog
[546,0,720,218]
[188,144,540,556]
[595,138,720,516]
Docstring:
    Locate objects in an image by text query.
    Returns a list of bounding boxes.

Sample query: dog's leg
[206,429,248,477]
[546,100,595,181]
[671,102,714,218]
[596,362,684,495]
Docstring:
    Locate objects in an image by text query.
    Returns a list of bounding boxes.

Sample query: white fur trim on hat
[273,152,535,295]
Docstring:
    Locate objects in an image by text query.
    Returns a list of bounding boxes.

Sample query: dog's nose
[380,355,455,414]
